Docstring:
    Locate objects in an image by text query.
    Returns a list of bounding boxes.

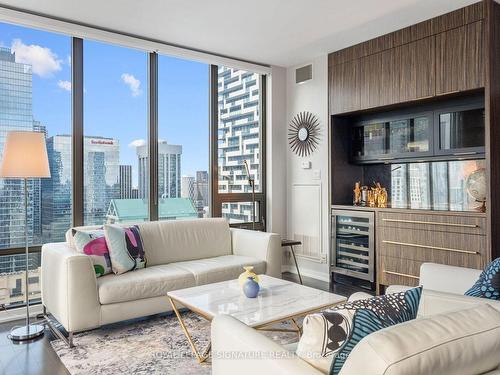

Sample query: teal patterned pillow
[104,224,146,275]
[330,287,422,375]
[465,257,500,300]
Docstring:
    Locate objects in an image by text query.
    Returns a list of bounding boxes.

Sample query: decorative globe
[466,168,486,201]
[466,168,486,211]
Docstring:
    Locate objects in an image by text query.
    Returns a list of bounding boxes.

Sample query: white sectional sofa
[212,263,500,375]
[41,218,281,344]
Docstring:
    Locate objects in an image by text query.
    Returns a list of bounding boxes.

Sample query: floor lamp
[0,131,51,341]
[243,160,255,230]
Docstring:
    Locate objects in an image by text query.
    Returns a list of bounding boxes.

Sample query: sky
[0,21,209,187]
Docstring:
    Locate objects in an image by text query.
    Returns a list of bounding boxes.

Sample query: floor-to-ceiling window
[83,40,148,225]
[213,66,265,229]
[0,22,71,308]
[0,19,268,312]
[157,56,209,220]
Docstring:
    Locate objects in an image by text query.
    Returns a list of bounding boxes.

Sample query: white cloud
[11,39,62,78]
[57,80,71,92]
[121,73,142,97]
[128,139,146,148]
[66,55,71,66]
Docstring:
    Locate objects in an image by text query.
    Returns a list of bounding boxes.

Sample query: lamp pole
[243,160,256,230]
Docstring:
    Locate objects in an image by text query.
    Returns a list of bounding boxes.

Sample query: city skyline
[0,22,209,181]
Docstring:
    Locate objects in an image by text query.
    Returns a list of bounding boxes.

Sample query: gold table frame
[168,295,346,364]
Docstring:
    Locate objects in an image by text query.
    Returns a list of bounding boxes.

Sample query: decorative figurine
[353,182,361,206]
[368,189,376,207]
[361,186,368,206]
[378,187,388,208]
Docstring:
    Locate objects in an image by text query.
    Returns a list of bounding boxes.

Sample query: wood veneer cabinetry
[376,210,487,288]
[328,2,485,115]
[436,21,485,95]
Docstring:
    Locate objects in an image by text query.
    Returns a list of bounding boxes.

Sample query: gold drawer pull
[383,270,419,280]
[382,240,479,255]
[382,218,479,228]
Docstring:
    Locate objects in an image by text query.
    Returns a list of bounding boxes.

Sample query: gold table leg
[168,297,211,364]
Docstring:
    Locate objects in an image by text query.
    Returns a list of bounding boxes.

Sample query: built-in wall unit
[328,0,500,293]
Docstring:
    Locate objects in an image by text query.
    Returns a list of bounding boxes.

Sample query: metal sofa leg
[43,305,75,348]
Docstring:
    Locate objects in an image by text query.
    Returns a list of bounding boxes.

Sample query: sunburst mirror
[288,111,320,157]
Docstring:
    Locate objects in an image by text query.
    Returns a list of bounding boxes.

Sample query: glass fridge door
[334,214,372,279]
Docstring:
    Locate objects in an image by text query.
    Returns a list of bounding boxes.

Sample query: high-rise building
[42,135,72,243]
[41,135,120,227]
[119,165,133,199]
[195,170,209,207]
[217,66,260,223]
[131,188,139,199]
[84,137,120,224]
[137,140,182,199]
[0,46,43,247]
[181,175,195,201]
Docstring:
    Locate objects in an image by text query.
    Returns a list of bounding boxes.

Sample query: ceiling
[0,0,479,67]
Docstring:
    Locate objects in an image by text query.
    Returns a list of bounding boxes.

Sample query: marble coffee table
[167,275,347,364]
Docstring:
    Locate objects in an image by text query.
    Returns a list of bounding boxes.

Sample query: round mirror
[298,127,309,142]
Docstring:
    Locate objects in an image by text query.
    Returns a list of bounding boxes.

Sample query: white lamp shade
[0,131,51,178]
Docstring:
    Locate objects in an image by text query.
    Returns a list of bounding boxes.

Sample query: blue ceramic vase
[243,276,260,298]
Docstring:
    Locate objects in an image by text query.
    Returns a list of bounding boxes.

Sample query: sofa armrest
[230,228,281,278]
[419,263,481,295]
[212,315,322,375]
[385,285,414,295]
[418,289,500,317]
[41,242,100,332]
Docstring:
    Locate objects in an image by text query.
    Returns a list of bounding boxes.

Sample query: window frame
[2,44,268,260]
[210,65,267,231]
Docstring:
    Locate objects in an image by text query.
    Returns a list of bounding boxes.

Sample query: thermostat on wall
[301,161,311,169]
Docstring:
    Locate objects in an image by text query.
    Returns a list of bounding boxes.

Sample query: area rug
[51,312,300,375]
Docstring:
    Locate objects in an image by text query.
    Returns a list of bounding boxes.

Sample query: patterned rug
[51,312,300,374]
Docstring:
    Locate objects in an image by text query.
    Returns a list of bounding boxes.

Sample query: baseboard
[0,304,43,324]
[283,265,330,283]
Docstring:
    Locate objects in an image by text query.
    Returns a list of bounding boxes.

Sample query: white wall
[285,55,330,282]
[267,66,287,237]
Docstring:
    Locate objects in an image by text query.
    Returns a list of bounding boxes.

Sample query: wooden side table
[281,239,303,285]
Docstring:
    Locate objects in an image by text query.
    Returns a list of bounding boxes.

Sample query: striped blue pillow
[330,287,422,375]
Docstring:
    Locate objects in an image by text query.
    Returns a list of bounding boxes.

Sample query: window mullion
[72,37,84,227]
[148,52,159,221]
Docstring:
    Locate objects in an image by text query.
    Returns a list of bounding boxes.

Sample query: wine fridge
[330,209,375,282]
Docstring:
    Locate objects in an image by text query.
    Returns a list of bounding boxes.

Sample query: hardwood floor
[0,273,368,375]
[0,321,69,375]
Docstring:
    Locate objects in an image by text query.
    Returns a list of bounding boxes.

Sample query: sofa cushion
[173,255,266,285]
[97,264,196,304]
[104,224,146,275]
[296,287,422,374]
[137,218,232,266]
[339,304,500,375]
[72,228,112,277]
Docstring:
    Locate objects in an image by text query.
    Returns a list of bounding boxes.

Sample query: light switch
[301,161,311,169]
[313,169,321,180]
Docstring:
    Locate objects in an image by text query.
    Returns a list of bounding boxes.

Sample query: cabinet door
[397,36,435,101]
[359,49,398,109]
[329,59,360,114]
[436,20,484,94]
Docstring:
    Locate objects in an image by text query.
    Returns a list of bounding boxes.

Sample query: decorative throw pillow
[465,257,500,300]
[72,228,112,277]
[296,287,422,374]
[104,224,146,275]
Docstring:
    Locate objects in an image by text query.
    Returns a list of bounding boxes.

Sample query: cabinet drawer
[377,211,486,235]
[378,227,486,269]
[379,256,420,287]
